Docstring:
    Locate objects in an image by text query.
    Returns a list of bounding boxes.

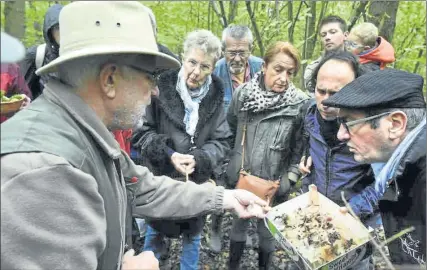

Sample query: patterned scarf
[176,67,212,136]
[240,72,302,113]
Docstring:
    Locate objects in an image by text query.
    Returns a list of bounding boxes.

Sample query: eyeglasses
[225,51,250,59]
[338,111,392,133]
[128,65,161,88]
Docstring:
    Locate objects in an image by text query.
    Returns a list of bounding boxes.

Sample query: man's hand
[19,95,31,110]
[299,155,312,175]
[122,249,159,270]
[171,152,195,176]
[223,189,271,219]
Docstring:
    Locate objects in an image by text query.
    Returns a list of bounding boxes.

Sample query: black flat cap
[322,69,426,109]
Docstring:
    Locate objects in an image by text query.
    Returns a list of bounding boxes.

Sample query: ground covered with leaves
[154,212,390,270]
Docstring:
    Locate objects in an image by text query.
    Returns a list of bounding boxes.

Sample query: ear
[388,111,407,140]
[99,64,120,99]
[344,31,349,39]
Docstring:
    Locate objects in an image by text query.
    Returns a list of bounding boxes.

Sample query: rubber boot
[258,250,273,270]
[228,241,245,270]
[208,213,223,253]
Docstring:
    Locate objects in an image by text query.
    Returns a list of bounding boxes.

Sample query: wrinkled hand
[122,249,159,270]
[223,189,271,219]
[171,152,195,176]
[299,155,312,175]
[19,95,31,110]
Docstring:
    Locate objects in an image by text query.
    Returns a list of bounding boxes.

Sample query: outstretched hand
[223,189,271,219]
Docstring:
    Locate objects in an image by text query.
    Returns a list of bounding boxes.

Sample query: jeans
[143,225,201,270]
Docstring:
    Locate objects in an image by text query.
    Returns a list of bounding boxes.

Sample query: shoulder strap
[240,112,248,170]
[35,44,47,70]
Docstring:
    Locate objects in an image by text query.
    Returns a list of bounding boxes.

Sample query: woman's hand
[19,94,31,110]
[171,152,195,176]
[299,155,312,175]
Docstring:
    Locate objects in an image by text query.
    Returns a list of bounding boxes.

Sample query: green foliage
[5,1,426,92]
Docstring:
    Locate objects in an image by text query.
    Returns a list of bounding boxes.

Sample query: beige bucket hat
[36,1,180,75]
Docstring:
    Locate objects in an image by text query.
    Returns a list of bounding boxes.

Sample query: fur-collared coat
[132,69,231,237]
[132,69,231,182]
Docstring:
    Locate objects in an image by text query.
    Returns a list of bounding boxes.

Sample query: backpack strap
[35,44,47,70]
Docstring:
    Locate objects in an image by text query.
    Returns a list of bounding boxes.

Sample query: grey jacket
[0,80,225,270]
[226,78,309,199]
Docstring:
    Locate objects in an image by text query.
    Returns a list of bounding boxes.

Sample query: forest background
[1,0,426,93]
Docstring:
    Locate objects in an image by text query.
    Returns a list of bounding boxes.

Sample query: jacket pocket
[269,119,291,151]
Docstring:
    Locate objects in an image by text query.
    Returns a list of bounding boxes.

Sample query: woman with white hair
[132,29,231,269]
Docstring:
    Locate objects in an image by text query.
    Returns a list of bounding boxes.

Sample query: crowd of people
[0,1,425,270]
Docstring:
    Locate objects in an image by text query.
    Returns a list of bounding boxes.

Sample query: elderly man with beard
[0,2,270,270]
[304,15,348,93]
[323,69,426,268]
[214,25,263,112]
[210,25,264,253]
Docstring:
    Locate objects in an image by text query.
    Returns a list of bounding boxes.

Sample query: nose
[192,65,201,76]
[337,124,350,142]
[280,72,289,83]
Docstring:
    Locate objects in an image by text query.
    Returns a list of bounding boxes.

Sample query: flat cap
[322,69,426,109]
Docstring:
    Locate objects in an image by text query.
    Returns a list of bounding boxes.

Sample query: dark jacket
[226,75,308,201]
[380,128,426,265]
[20,4,63,100]
[302,100,379,219]
[132,69,231,237]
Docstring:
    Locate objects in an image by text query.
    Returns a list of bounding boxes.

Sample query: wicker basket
[1,99,24,115]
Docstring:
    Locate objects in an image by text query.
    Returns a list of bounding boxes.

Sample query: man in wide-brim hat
[0,2,269,270]
[323,68,426,267]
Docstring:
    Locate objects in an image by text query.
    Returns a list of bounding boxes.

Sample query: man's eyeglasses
[338,111,392,133]
[225,51,250,59]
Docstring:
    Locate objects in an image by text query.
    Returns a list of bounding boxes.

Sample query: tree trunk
[4,0,26,41]
[305,1,317,60]
[245,1,264,56]
[287,1,293,43]
[367,1,399,43]
[348,0,369,31]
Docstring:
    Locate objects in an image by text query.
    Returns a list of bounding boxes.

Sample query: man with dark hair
[323,69,426,267]
[304,15,348,93]
[300,50,379,270]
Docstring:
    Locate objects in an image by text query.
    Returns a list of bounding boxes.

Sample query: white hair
[182,29,222,62]
[221,25,253,50]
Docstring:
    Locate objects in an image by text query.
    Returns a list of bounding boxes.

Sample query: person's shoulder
[25,44,39,58]
[249,55,264,64]
[1,152,71,181]
[214,57,227,68]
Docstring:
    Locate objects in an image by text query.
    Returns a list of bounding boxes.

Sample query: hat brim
[1,32,25,63]
[36,45,180,75]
